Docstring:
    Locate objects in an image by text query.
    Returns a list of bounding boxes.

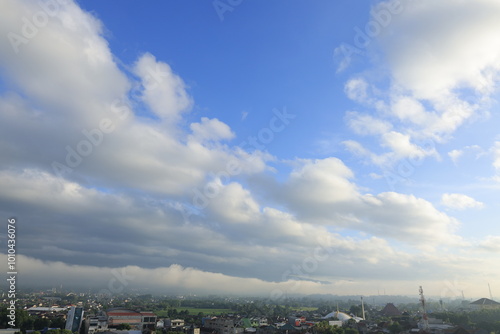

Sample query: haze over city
[1,0,500,299]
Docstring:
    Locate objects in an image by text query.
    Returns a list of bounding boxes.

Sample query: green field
[290,306,318,311]
[155,307,234,317]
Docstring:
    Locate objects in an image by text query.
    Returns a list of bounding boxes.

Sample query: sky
[1,0,500,301]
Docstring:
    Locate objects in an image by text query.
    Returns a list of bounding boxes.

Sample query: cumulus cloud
[380,131,428,160]
[340,0,500,167]
[190,117,235,143]
[441,193,484,210]
[379,0,500,100]
[133,53,192,122]
[491,141,500,171]
[0,168,405,283]
[345,111,392,136]
[277,158,462,249]
[344,78,372,104]
[0,0,273,199]
[448,149,463,165]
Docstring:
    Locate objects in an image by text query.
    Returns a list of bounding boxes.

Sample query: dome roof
[322,311,352,322]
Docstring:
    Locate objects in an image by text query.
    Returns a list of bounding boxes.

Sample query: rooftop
[470,298,500,305]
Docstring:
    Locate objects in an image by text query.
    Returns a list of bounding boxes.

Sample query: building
[158,318,185,329]
[380,303,402,317]
[65,306,84,333]
[469,298,500,310]
[171,319,185,328]
[0,329,20,334]
[89,316,108,332]
[27,306,67,315]
[240,318,268,328]
[328,321,343,327]
[277,324,300,334]
[204,318,244,334]
[322,311,363,323]
[105,308,157,330]
[288,317,304,327]
[187,324,201,334]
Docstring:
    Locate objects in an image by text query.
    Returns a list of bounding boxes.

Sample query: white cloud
[206,182,260,224]
[380,131,427,160]
[0,168,416,284]
[279,158,462,249]
[379,0,500,100]
[491,141,500,171]
[478,236,500,252]
[133,53,192,122]
[0,0,274,199]
[341,0,500,168]
[190,117,235,143]
[345,111,392,136]
[448,149,463,165]
[0,0,129,126]
[441,193,484,210]
[391,96,431,126]
[0,253,425,296]
[343,135,437,168]
[345,78,371,104]
[285,158,359,207]
[448,145,485,165]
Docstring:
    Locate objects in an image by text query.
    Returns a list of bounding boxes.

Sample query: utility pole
[361,296,366,320]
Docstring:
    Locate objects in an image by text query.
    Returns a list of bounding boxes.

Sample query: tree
[349,305,362,317]
[20,317,35,331]
[388,322,403,334]
[50,318,66,329]
[46,329,72,334]
[116,324,132,330]
[34,317,50,330]
[315,321,345,334]
[346,319,357,328]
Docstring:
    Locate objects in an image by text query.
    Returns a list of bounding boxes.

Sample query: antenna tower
[419,286,429,332]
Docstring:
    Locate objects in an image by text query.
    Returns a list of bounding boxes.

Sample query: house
[204,317,244,334]
[105,308,157,330]
[469,298,500,310]
[89,316,108,332]
[380,303,401,317]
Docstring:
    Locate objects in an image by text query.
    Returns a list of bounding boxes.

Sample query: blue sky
[1,0,500,299]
